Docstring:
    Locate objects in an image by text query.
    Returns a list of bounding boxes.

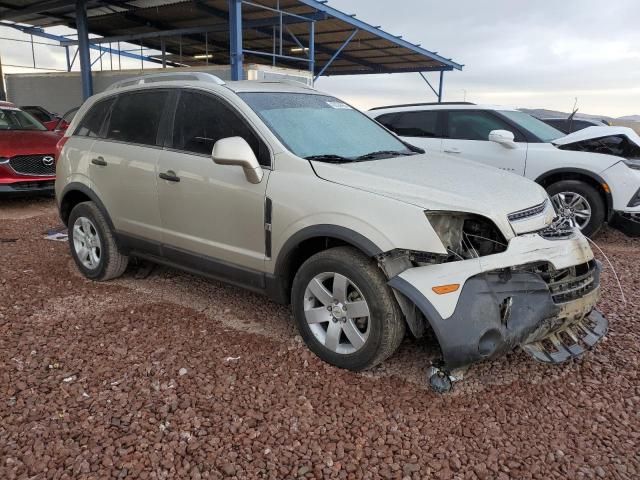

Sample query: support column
[438,70,444,103]
[228,0,243,81]
[75,0,93,99]
[309,21,315,82]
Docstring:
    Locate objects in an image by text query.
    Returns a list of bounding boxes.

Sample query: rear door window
[105,90,169,146]
[171,90,270,166]
[445,110,517,141]
[74,97,115,137]
[376,110,440,138]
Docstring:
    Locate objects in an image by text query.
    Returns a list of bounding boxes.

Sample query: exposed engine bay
[558,134,640,159]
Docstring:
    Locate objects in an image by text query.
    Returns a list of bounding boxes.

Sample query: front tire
[291,247,405,371]
[547,180,605,237]
[68,201,129,281]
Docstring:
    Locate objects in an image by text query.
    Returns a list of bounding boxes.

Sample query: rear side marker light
[432,284,460,295]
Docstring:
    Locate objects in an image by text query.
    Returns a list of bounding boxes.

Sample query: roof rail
[106,72,226,91]
[369,101,475,111]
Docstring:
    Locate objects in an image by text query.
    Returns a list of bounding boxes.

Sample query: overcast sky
[1,0,639,117]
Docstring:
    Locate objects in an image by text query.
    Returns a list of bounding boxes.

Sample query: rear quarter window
[104,90,169,146]
[376,110,439,137]
[74,97,116,137]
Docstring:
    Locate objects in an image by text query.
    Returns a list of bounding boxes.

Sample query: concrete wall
[5,64,311,115]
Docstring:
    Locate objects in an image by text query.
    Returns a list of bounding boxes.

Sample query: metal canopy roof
[0,0,463,77]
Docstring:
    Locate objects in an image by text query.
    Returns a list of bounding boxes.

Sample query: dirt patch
[0,197,56,221]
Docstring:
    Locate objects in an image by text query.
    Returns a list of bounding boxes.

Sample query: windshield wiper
[354,150,416,161]
[304,154,352,163]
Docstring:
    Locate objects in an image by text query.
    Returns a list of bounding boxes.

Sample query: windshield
[499,110,564,142]
[0,108,47,131]
[238,92,413,161]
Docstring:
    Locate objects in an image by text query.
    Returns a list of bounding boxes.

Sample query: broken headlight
[426,211,508,260]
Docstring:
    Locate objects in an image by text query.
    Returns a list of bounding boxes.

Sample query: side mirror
[489,129,517,149]
[212,136,264,184]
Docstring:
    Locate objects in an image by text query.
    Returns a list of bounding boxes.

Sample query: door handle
[443,148,461,154]
[91,156,107,166]
[159,170,180,182]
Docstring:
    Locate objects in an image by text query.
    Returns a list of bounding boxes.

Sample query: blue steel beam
[309,20,314,78]
[419,71,445,102]
[314,28,358,81]
[320,65,454,76]
[75,0,93,99]
[228,0,242,80]
[296,0,463,71]
[419,72,438,97]
[0,21,170,66]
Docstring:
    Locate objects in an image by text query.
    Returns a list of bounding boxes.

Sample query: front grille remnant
[547,261,597,304]
[507,199,548,222]
[9,155,56,176]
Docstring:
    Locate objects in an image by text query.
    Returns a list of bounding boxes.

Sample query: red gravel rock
[0,200,639,480]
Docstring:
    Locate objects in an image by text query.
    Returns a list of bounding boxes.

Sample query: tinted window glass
[0,108,47,131]
[376,111,439,138]
[172,91,270,166]
[75,98,115,137]
[105,91,168,145]
[498,110,563,142]
[23,107,50,123]
[543,119,570,134]
[447,110,515,141]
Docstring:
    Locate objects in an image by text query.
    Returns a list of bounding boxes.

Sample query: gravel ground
[1,198,639,479]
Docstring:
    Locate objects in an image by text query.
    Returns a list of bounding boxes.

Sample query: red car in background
[20,105,70,131]
[0,101,62,196]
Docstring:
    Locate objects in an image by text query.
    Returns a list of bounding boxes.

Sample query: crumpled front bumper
[388,231,607,370]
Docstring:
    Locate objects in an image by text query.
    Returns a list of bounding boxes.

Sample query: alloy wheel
[551,192,592,230]
[303,272,371,355]
[72,216,102,270]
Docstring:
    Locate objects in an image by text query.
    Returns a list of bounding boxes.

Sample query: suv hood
[311,153,551,236]
[553,126,640,148]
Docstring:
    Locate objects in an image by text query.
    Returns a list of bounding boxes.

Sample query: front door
[441,110,527,175]
[157,89,271,273]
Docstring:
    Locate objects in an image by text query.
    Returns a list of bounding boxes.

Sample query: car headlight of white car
[425,211,508,260]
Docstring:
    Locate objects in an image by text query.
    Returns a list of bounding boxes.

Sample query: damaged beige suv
[56,73,607,391]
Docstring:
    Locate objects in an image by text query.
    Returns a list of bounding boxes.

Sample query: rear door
[441,109,527,174]
[375,110,444,153]
[88,89,169,247]
[157,89,271,273]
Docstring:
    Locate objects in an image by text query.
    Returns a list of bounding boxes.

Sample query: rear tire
[291,246,405,371]
[68,201,129,281]
[546,180,605,237]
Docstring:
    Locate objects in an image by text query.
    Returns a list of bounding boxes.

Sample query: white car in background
[369,102,640,236]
